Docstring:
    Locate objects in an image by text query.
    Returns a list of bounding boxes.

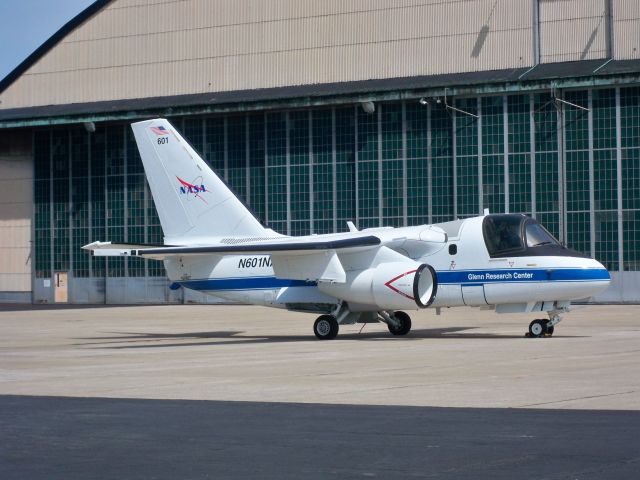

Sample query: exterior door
[54,272,68,303]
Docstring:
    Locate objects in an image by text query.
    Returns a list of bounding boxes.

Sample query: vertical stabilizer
[131,119,268,243]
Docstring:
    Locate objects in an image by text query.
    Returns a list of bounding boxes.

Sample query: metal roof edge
[1,60,640,129]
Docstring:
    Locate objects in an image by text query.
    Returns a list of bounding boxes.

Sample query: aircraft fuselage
[167,215,610,316]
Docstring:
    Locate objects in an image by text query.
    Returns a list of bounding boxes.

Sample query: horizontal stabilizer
[82,241,173,250]
[81,241,169,258]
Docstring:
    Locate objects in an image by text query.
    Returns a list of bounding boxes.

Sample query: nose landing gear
[527,312,562,338]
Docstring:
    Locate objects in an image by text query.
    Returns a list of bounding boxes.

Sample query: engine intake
[318,261,437,310]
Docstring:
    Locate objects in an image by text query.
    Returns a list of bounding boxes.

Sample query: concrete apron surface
[0,304,639,410]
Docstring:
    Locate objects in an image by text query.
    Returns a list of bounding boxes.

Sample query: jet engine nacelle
[318,262,437,311]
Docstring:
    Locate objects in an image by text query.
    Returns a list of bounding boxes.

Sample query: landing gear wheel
[528,319,545,338]
[388,311,412,336]
[314,315,339,340]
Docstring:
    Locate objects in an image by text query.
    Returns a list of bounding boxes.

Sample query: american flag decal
[151,126,169,135]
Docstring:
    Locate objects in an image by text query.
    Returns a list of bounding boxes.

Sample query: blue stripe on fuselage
[176,268,609,293]
[178,277,316,291]
[437,268,610,285]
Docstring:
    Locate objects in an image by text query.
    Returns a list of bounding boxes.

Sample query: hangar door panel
[54,272,68,303]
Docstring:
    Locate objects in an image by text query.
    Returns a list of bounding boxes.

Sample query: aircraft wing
[83,236,380,257]
[83,236,383,283]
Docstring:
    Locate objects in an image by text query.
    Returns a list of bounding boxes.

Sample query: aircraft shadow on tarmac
[74,327,585,349]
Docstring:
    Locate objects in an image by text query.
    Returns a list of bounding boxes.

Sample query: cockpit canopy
[482,214,580,258]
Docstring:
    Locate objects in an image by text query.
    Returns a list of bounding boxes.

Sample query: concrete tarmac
[0,304,639,409]
[1,304,640,478]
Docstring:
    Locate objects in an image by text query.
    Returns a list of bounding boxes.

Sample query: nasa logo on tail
[176,176,209,204]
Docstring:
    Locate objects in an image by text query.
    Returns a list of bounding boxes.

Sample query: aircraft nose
[591,258,610,282]
[585,258,611,296]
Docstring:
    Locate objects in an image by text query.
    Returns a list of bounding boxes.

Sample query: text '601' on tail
[131,119,269,244]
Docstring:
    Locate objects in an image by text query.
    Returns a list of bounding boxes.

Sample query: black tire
[388,311,412,336]
[542,319,555,336]
[314,315,339,340]
[528,319,545,338]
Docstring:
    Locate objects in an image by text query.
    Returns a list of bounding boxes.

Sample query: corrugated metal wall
[0,131,32,302]
[613,0,640,59]
[3,0,534,108]
[539,0,609,63]
[1,1,639,110]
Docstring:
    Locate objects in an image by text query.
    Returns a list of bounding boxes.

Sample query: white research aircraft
[83,118,611,340]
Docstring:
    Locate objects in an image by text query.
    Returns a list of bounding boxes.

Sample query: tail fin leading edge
[131,119,268,244]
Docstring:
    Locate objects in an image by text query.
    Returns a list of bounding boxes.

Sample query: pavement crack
[517,390,638,408]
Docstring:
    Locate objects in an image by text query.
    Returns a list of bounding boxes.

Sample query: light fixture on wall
[83,122,96,133]
[361,101,375,114]
[442,88,478,119]
[419,98,428,106]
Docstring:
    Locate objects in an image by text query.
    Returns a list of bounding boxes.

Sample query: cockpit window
[483,214,583,258]
[483,214,564,257]
[483,215,525,256]
[525,221,559,248]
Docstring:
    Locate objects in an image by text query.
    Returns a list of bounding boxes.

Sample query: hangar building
[0,0,639,304]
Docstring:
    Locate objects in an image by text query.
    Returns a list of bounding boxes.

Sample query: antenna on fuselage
[347,221,359,232]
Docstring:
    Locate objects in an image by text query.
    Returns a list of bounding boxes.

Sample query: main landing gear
[380,311,412,336]
[313,314,339,340]
[527,313,562,338]
[312,309,413,340]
